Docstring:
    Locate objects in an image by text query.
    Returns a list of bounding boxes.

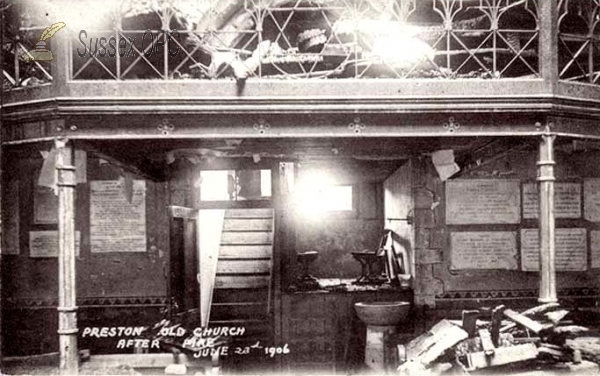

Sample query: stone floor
[2,360,600,376]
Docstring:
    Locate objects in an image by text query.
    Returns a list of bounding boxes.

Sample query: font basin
[354,301,411,326]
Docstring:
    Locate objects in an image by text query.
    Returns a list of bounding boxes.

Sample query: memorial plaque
[29,231,81,258]
[523,182,581,219]
[521,228,587,271]
[584,179,600,222]
[450,231,518,270]
[2,180,20,255]
[90,180,147,253]
[446,180,520,225]
[591,231,600,269]
[34,186,58,224]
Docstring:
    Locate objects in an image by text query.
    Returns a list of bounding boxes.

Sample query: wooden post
[50,18,70,95]
[538,129,557,303]
[55,138,78,374]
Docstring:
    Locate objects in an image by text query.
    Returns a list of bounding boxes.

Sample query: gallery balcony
[2,0,600,122]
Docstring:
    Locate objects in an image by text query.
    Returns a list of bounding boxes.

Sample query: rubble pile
[398,303,600,375]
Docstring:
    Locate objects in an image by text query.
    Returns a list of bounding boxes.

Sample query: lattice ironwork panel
[558,0,600,85]
[2,2,53,91]
[64,0,540,80]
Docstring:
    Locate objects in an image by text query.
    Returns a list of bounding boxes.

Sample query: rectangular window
[200,169,272,201]
[296,183,354,216]
[320,185,353,212]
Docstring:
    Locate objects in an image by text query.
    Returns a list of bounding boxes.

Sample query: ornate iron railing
[558,0,600,85]
[2,24,53,91]
[68,0,540,81]
[0,0,543,89]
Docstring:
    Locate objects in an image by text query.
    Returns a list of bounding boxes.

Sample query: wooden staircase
[210,208,274,345]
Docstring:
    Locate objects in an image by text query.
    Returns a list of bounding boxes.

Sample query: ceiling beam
[75,141,165,182]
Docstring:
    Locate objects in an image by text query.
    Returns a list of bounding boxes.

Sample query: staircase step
[221,231,273,245]
[219,245,272,259]
[223,218,273,231]
[212,289,269,303]
[217,260,271,274]
[215,276,269,289]
[224,208,273,219]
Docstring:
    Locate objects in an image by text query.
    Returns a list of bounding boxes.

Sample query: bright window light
[322,185,353,211]
[296,170,353,217]
[200,171,230,201]
[261,169,272,197]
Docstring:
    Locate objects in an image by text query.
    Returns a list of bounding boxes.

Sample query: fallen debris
[478,329,495,355]
[463,343,538,371]
[500,302,560,333]
[502,308,548,334]
[397,303,600,375]
[398,320,468,374]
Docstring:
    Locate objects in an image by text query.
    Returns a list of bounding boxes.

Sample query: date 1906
[232,342,290,357]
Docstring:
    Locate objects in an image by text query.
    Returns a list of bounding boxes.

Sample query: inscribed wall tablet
[34,186,58,224]
[584,179,600,222]
[29,231,81,257]
[521,228,587,271]
[522,183,581,219]
[450,231,518,270]
[90,180,147,253]
[591,231,600,269]
[446,179,520,224]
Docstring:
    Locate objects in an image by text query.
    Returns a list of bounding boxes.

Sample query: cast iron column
[56,138,78,374]
[538,129,557,303]
[539,0,558,90]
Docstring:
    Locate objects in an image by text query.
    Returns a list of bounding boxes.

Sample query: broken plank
[405,320,468,367]
[539,344,568,360]
[522,302,561,316]
[455,337,482,357]
[465,343,538,371]
[552,325,590,335]
[565,337,600,363]
[491,305,504,346]
[462,310,479,338]
[503,308,545,333]
[500,303,560,333]
[478,329,495,355]
[545,310,569,325]
[512,337,541,345]
[456,333,517,357]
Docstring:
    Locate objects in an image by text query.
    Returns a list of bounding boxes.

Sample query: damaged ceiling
[42,0,542,80]
[2,136,534,182]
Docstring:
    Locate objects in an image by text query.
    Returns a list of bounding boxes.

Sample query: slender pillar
[537,130,557,303]
[55,138,78,374]
[539,0,558,91]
